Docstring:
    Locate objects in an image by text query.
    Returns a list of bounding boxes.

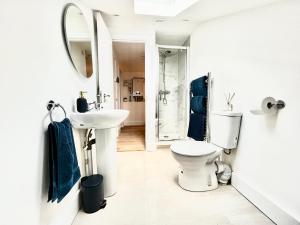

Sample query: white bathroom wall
[0,0,110,225]
[190,0,300,224]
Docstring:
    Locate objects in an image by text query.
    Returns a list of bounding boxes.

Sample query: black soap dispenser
[77,91,88,113]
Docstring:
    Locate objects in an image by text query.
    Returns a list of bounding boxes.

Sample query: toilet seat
[170,141,222,156]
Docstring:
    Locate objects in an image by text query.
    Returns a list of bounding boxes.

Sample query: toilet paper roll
[250,97,278,115]
[261,97,277,114]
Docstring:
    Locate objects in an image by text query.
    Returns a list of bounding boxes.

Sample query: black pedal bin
[80,174,105,213]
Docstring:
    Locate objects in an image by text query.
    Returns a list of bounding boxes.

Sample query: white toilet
[171,111,242,191]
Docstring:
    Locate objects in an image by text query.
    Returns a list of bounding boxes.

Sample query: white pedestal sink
[70,109,129,197]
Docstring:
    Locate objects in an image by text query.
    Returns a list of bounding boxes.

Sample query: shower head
[160,50,172,58]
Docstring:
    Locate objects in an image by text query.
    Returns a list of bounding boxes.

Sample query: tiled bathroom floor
[72,149,274,225]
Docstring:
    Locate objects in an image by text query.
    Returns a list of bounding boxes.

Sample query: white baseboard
[232,173,299,225]
[124,121,145,126]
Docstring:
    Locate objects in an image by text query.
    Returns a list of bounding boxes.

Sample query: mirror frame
[61,3,95,78]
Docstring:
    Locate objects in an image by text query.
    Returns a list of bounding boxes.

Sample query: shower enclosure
[157,46,188,141]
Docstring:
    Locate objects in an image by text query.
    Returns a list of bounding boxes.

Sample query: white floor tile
[72,149,274,225]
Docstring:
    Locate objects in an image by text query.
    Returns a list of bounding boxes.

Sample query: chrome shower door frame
[156,44,190,141]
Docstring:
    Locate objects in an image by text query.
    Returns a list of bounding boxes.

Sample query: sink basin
[70,109,129,129]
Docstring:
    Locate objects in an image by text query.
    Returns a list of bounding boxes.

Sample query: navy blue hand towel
[187,113,206,141]
[191,76,207,96]
[48,123,58,202]
[191,96,207,114]
[48,118,81,203]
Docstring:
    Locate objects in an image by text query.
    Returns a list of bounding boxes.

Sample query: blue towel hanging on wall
[190,96,207,114]
[187,113,206,141]
[187,75,208,141]
[48,118,81,203]
[190,76,207,97]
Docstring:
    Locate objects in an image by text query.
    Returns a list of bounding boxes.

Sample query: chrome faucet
[87,90,102,111]
[93,10,102,111]
[95,90,102,110]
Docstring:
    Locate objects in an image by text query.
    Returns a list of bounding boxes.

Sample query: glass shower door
[158,47,187,141]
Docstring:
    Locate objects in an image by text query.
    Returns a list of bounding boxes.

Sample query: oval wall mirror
[62,4,93,78]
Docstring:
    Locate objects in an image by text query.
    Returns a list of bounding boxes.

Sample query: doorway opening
[112,41,146,151]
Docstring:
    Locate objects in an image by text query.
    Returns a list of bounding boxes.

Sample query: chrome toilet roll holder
[266,99,286,110]
[250,97,286,115]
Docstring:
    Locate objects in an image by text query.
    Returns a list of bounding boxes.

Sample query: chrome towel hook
[47,100,67,123]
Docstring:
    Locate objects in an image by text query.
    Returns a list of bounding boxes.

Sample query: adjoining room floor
[117,126,145,151]
[72,149,274,225]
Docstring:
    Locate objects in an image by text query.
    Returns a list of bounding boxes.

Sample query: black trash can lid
[81,174,103,188]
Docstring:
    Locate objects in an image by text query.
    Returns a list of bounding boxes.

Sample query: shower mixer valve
[159,90,170,105]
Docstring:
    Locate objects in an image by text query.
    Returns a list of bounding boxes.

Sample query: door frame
[111,33,157,151]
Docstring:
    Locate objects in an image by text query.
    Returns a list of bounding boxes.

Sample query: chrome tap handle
[104,94,111,103]
[95,91,103,110]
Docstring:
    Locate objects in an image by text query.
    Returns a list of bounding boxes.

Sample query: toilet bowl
[171,141,222,191]
[171,111,242,191]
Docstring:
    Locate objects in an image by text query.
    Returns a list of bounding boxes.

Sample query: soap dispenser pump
[77,91,88,113]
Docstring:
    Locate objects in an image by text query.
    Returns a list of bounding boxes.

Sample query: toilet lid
[170,141,222,156]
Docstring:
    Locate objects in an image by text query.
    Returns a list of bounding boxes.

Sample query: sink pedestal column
[95,128,117,197]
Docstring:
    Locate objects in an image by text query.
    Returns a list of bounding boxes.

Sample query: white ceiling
[113,42,145,72]
[134,0,199,17]
[83,0,279,45]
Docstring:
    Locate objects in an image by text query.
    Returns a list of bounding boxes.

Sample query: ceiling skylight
[134,0,199,17]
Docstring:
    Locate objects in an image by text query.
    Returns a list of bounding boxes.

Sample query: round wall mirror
[63,4,93,78]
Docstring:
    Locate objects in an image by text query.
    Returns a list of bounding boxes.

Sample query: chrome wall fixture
[250,97,286,115]
[267,99,285,110]
[47,100,67,123]
[206,72,211,143]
